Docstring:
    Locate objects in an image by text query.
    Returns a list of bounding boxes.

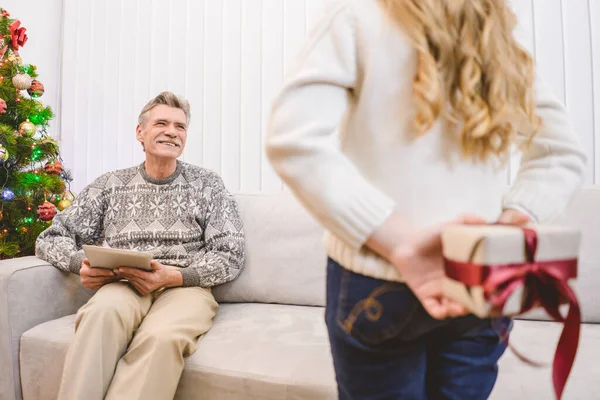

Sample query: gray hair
[138,91,191,126]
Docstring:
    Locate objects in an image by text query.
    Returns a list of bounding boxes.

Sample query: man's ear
[135,124,146,151]
[135,124,143,143]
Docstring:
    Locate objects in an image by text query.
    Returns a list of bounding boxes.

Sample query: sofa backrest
[212,193,327,307]
[214,190,600,323]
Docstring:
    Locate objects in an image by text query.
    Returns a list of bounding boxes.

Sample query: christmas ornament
[45,159,64,174]
[18,119,36,136]
[12,72,32,90]
[7,54,22,65]
[41,137,59,147]
[0,144,8,162]
[0,98,6,115]
[9,20,28,50]
[2,188,14,201]
[63,191,75,202]
[27,80,44,98]
[37,201,57,221]
[57,199,71,211]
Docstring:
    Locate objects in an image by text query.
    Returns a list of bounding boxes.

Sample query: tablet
[82,245,153,271]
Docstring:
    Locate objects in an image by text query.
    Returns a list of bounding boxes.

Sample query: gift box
[441,223,582,400]
[441,224,580,318]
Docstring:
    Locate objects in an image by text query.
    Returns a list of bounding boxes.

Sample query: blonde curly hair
[381,0,542,161]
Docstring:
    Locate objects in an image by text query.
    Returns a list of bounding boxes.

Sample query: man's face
[136,105,187,160]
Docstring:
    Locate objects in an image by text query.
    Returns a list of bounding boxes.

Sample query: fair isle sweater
[266,0,586,282]
[35,161,245,288]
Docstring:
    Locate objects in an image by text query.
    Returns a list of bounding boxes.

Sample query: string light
[31,147,44,161]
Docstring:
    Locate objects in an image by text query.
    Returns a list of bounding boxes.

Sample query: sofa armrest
[0,256,92,400]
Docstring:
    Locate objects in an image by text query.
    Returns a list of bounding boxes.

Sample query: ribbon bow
[444,227,580,400]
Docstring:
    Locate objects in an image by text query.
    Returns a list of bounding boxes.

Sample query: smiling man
[35,92,245,400]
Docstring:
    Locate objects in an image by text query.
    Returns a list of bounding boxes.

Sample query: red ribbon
[9,20,28,50]
[444,228,580,400]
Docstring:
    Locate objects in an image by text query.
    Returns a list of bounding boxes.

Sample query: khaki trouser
[57,281,218,400]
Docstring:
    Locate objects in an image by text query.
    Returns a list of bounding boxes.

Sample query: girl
[266,0,585,398]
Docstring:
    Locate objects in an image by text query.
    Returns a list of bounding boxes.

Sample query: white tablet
[82,245,153,271]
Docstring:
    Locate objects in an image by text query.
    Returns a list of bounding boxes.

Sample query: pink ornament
[0,98,6,115]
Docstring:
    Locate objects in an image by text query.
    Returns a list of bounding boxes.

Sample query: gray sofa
[1,192,599,400]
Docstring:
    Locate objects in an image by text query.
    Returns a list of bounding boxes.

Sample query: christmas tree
[0,8,73,259]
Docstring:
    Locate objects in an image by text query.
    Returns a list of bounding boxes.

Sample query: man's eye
[156,122,166,126]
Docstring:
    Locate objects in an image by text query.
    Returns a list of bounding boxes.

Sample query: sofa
[1,191,599,400]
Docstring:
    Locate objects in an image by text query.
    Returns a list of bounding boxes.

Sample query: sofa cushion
[213,194,327,307]
[176,303,335,399]
[20,301,599,400]
[19,303,337,400]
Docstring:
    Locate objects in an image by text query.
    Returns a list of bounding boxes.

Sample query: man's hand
[115,260,183,296]
[80,258,120,290]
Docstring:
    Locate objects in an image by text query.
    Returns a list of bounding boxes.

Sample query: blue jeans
[325,258,511,400]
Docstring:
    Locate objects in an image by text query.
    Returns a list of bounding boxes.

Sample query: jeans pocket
[334,267,422,346]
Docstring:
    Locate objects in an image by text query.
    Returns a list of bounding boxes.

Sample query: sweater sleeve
[180,173,245,288]
[502,75,587,222]
[35,176,108,274]
[266,2,396,249]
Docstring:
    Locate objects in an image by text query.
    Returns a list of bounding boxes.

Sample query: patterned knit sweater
[35,161,245,288]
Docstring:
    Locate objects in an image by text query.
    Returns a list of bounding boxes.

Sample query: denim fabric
[325,258,511,400]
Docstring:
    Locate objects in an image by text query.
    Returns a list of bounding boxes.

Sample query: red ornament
[0,98,6,115]
[1,8,10,17]
[28,80,44,98]
[44,160,64,174]
[37,201,57,221]
[9,21,28,50]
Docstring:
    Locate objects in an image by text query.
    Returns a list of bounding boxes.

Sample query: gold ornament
[18,119,36,136]
[41,137,59,147]
[7,54,23,65]
[12,73,32,90]
[57,199,72,211]
[62,191,75,202]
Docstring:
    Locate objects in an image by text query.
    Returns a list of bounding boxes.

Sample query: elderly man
[35,91,245,400]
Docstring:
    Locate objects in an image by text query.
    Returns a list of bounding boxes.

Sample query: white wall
[59,0,334,193]
[2,0,63,139]
[10,1,600,194]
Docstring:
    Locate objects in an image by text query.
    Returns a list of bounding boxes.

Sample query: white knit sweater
[266,0,586,282]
